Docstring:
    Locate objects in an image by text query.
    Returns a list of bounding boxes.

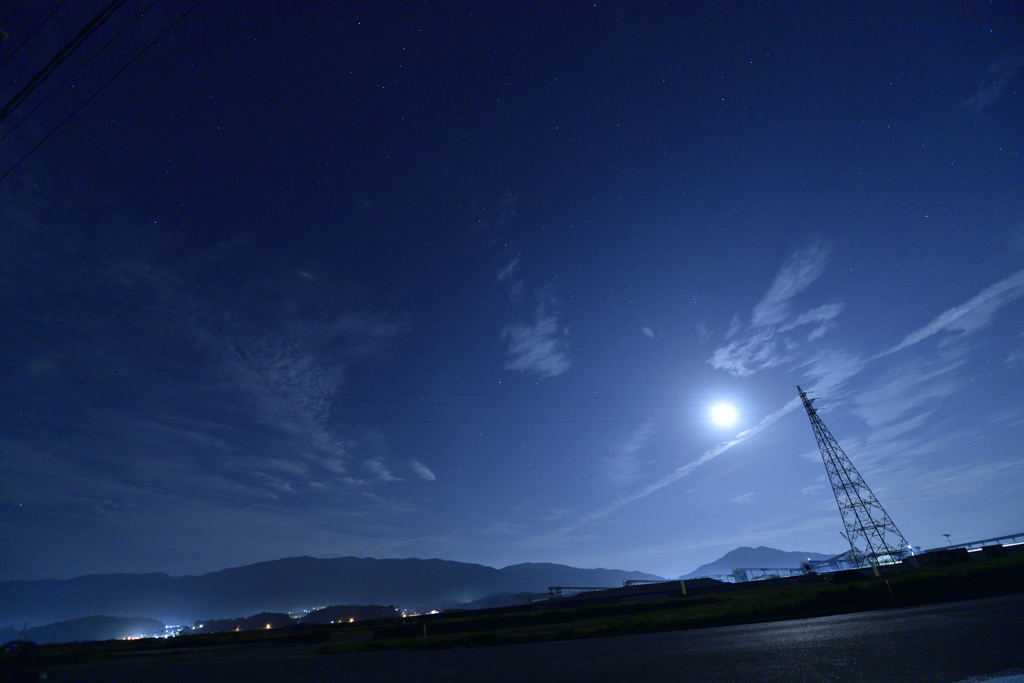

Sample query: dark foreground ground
[35,594,1024,683]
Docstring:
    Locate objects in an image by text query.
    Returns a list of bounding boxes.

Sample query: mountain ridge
[0,616,165,645]
[1,547,835,628]
[0,555,663,627]
[680,546,833,578]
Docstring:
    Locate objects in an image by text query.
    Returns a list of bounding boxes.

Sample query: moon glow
[711,403,737,426]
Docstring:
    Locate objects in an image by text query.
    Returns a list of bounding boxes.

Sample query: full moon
[711,403,737,426]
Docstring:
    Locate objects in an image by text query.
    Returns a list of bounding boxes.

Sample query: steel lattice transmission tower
[797,386,909,565]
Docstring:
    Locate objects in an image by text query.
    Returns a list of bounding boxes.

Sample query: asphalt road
[45,594,1024,683]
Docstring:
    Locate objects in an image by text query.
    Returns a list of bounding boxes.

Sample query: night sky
[1,2,1022,582]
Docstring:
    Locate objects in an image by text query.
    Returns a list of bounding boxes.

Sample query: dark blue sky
[1,2,1022,581]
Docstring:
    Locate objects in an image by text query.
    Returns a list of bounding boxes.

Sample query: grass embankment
[9,556,1023,669]
[4,623,338,669]
[319,556,1024,653]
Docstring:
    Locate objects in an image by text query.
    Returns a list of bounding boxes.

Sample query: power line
[0,377,793,409]
[0,393,750,424]
[0,0,69,72]
[0,0,127,125]
[1,350,1017,403]
[0,362,803,398]
[1,365,1020,423]
[11,364,1021,407]
[0,370,800,403]
[0,0,203,185]
[0,0,163,145]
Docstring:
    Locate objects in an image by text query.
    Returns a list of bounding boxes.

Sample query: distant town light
[265,624,271,629]
[349,618,354,623]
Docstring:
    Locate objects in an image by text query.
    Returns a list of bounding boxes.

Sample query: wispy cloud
[782,302,846,341]
[601,421,656,487]
[962,53,1023,110]
[709,244,843,377]
[725,315,742,340]
[502,288,571,377]
[730,492,755,505]
[913,459,1024,502]
[709,326,787,377]
[798,349,866,395]
[253,472,296,494]
[260,458,311,476]
[751,244,831,327]
[865,411,933,444]
[218,308,406,491]
[876,267,1024,357]
[497,258,519,283]
[581,398,800,524]
[855,357,965,427]
[409,459,436,481]
[642,327,655,339]
[2,177,412,502]
[498,257,524,301]
[801,476,827,496]
[365,457,401,482]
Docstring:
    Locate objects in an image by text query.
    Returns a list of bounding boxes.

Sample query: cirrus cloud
[501,288,571,378]
[709,244,843,377]
[409,459,436,481]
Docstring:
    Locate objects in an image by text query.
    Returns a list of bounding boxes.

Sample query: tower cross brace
[797,386,909,565]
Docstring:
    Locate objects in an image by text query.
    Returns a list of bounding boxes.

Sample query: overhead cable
[0,0,204,185]
[0,0,128,125]
[0,0,162,145]
[0,393,761,424]
[0,0,69,72]
[1,351,1017,403]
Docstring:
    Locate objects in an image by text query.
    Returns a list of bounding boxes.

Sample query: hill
[0,616,164,645]
[680,546,833,578]
[0,556,662,627]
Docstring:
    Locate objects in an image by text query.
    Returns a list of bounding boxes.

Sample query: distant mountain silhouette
[0,615,163,645]
[680,546,833,578]
[448,593,522,611]
[0,556,663,627]
[301,605,400,625]
[194,612,292,634]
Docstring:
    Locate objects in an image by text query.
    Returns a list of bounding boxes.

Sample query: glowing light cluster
[711,403,737,426]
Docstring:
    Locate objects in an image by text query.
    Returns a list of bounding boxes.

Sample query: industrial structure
[797,386,910,567]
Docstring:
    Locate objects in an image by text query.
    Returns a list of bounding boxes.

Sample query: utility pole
[797,386,910,566]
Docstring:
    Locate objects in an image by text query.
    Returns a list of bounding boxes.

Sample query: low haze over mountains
[0,548,826,636]
[680,547,833,579]
[0,556,663,627]
[0,616,164,646]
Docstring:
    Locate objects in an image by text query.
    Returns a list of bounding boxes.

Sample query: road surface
[45,594,1024,683]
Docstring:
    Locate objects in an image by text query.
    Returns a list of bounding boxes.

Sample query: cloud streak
[876,267,1024,357]
[751,245,831,327]
[962,53,1023,110]
[581,398,800,524]
[709,244,843,377]
[497,258,519,283]
[409,459,436,481]
[502,288,571,377]
[601,421,656,487]
[365,457,401,482]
